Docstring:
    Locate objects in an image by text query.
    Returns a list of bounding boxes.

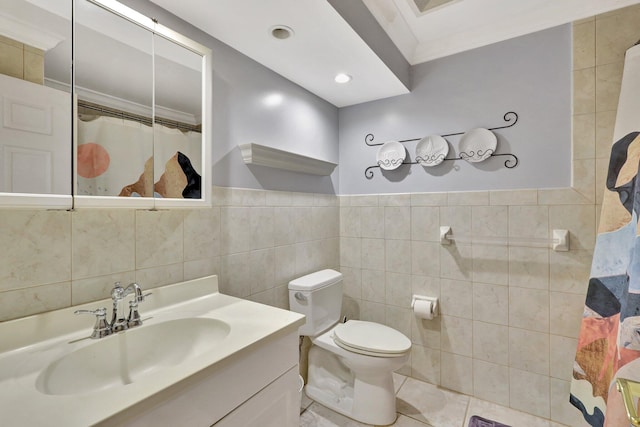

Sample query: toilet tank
[288,269,343,337]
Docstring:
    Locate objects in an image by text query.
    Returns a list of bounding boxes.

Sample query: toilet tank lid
[288,269,343,291]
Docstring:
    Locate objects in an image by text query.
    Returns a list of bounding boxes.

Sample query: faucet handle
[111,281,124,300]
[74,307,111,339]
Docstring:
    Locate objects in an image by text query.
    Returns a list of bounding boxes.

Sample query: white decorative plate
[415,135,449,167]
[459,128,497,163]
[376,141,406,170]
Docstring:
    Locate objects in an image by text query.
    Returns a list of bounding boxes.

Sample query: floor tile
[463,398,550,427]
[300,402,373,427]
[384,414,430,427]
[393,372,408,394]
[396,377,469,427]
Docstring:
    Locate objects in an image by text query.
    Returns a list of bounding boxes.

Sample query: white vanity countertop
[0,276,305,426]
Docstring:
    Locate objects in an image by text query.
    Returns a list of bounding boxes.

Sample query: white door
[0,73,71,194]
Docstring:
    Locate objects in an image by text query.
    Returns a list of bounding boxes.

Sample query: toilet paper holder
[411,295,438,317]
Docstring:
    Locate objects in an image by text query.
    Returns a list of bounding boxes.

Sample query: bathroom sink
[35,317,230,396]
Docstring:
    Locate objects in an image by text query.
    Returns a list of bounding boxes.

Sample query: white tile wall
[0,187,339,321]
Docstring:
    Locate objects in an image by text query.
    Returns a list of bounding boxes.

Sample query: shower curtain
[571,44,640,426]
[77,115,201,197]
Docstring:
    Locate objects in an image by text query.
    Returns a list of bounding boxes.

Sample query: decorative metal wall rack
[364,111,520,179]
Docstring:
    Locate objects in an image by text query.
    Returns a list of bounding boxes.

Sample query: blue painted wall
[338,25,572,194]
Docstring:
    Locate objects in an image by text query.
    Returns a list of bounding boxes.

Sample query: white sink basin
[35,317,230,396]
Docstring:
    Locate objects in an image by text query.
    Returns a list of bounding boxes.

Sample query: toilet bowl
[288,269,411,425]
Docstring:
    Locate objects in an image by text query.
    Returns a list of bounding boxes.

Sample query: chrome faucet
[75,281,151,338]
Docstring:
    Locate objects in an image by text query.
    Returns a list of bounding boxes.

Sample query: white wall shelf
[239,143,337,176]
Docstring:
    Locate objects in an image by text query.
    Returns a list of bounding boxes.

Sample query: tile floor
[300,374,575,427]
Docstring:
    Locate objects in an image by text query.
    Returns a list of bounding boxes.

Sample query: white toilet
[288,269,411,426]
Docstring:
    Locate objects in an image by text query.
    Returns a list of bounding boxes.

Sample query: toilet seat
[332,320,411,357]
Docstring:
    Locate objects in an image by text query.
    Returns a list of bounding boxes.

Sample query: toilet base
[306,345,399,425]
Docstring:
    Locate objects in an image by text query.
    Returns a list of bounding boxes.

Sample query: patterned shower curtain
[571,45,640,426]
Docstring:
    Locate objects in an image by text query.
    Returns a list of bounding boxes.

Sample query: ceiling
[151,0,640,108]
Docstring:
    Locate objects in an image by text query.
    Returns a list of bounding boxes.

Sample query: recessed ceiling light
[334,73,352,84]
[270,25,294,40]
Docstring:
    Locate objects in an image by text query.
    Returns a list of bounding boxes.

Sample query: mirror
[0,0,72,208]
[73,0,211,208]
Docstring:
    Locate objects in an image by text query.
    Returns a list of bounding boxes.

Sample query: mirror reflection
[74,0,204,200]
[0,0,71,196]
[153,34,203,199]
[74,0,154,198]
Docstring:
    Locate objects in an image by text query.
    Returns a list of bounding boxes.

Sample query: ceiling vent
[410,0,462,15]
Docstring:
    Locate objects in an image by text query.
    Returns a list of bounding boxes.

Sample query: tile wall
[337,5,640,426]
[0,187,339,322]
[0,35,44,84]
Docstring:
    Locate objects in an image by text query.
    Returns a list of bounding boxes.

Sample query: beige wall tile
[183,208,220,261]
[0,282,71,322]
[340,266,361,300]
[440,279,472,318]
[0,210,71,291]
[473,360,510,406]
[411,344,441,384]
[509,368,550,418]
[595,61,624,112]
[0,41,23,79]
[340,206,361,237]
[573,21,596,70]
[411,206,440,241]
[360,206,384,238]
[573,113,596,160]
[550,335,578,380]
[379,193,411,206]
[440,352,473,395]
[447,191,489,206]
[549,204,596,250]
[440,244,472,281]
[23,48,44,84]
[509,206,549,239]
[361,238,385,270]
[441,315,473,357]
[509,328,549,375]
[538,188,593,205]
[549,250,592,294]
[385,271,412,307]
[386,239,411,273]
[501,235,542,284]
[595,110,616,158]
[550,291,584,338]
[220,207,251,254]
[550,378,591,426]
[135,263,183,290]
[412,315,441,349]
[473,282,509,326]
[472,206,508,238]
[274,245,297,286]
[473,321,509,365]
[340,237,361,268]
[265,190,292,206]
[412,274,440,298]
[489,189,537,206]
[411,192,447,206]
[250,207,275,250]
[595,6,640,66]
[349,194,379,206]
[362,268,385,303]
[273,207,297,246]
[411,240,440,277]
[360,300,386,323]
[440,206,472,236]
[184,257,219,281]
[573,67,596,114]
[509,287,549,332]
[472,244,509,285]
[573,159,596,202]
[385,206,411,240]
[71,271,135,306]
[135,210,183,269]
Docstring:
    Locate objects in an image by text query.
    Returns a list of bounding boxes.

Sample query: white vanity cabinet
[99,330,301,427]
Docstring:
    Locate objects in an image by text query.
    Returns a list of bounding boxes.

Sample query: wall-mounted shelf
[239,143,337,176]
